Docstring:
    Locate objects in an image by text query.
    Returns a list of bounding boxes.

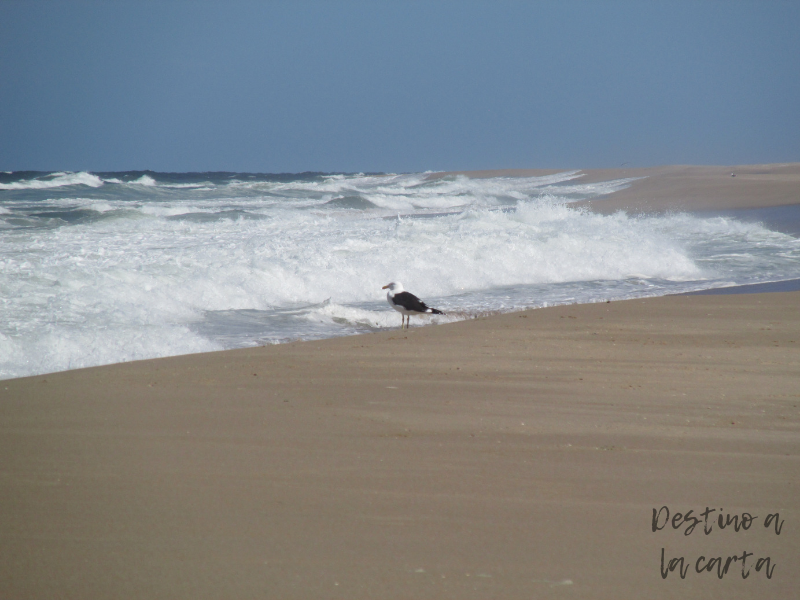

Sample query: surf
[1,170,798,379]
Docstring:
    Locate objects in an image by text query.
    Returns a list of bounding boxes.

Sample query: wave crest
[0,172,104,190]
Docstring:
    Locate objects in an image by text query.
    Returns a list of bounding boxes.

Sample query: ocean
[2,169,799,380]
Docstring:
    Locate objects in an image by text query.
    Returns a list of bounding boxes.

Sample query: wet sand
[1,164,799,599]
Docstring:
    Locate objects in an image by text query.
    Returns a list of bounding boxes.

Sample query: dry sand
[2,165,799,599]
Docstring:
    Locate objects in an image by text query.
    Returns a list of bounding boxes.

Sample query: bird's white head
[382,281,404,293]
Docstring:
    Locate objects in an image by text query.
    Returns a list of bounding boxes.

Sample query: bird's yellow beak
[382,284,389,289]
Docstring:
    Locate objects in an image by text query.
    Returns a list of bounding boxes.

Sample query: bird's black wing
[392,291,430,313]
[393,291,443,314]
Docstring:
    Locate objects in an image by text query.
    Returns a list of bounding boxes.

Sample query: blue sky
[1,1,798,172]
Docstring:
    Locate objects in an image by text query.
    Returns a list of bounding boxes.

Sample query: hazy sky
[2,1,799,173]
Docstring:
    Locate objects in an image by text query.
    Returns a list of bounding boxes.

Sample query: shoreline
[680,277,800,295]
[3,270,800,383]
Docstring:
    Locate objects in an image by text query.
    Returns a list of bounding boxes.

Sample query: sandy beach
[2,165,799,599]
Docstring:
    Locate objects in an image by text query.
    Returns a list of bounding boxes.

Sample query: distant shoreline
[433,162,800,212]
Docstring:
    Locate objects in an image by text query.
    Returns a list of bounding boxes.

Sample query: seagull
[382,282,443,329]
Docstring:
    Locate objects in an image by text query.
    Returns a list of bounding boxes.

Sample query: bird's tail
[428,308,444,315]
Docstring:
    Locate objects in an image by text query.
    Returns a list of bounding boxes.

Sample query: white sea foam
[1,171,798,380]
[129,175,158,186]
[159,183,213,189]
[87,201,115,213]
[0,171,104,190]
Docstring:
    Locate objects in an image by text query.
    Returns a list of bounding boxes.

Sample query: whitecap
[129,175,158,186]
[0,172,104,190]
